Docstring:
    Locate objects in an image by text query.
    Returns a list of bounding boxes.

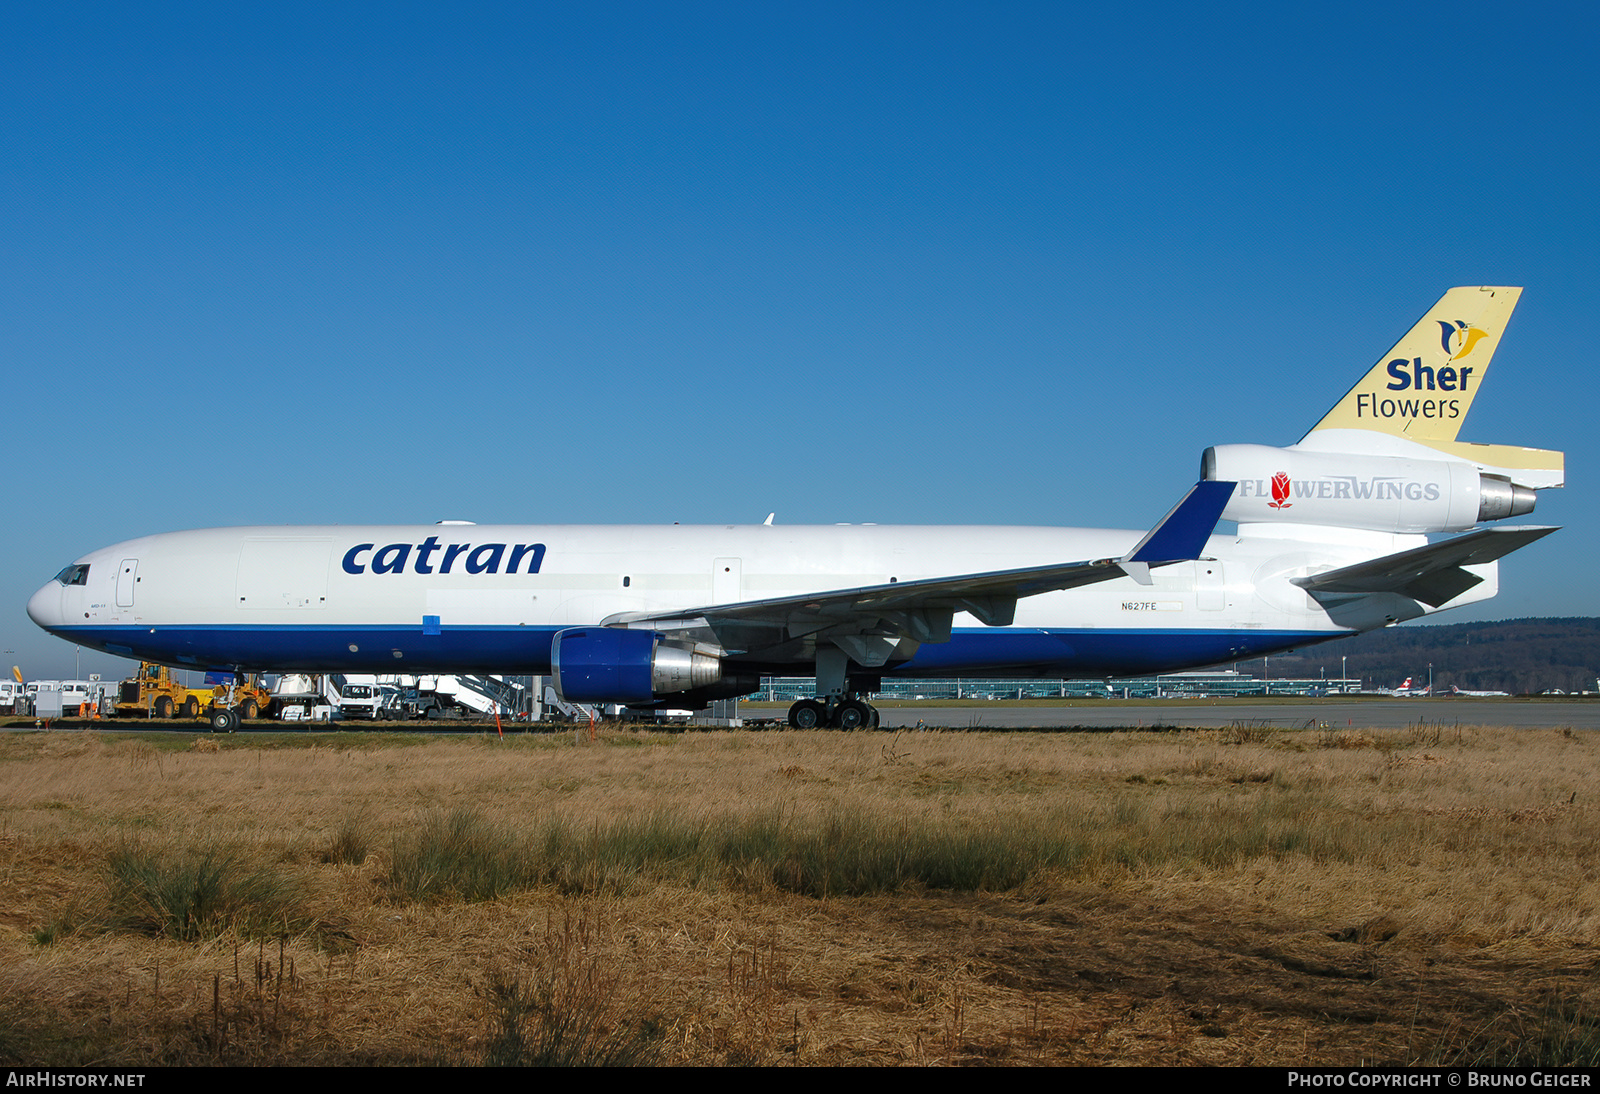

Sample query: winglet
[1120,481,1236,581]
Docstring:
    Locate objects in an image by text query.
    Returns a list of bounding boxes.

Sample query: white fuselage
[27,521,1485,679]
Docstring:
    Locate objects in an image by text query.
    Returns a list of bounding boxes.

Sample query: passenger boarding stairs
[270,673,344,719]
[456,674,520,715]
[542,682,595,722]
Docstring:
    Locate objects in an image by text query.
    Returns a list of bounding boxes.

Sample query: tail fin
[1295,285,1562,490]
[1305,286,1520,443]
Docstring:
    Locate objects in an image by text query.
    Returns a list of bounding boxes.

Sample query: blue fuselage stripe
[44,624,1347,677]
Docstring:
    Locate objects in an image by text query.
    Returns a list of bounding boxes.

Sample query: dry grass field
[2,722,1598,1066]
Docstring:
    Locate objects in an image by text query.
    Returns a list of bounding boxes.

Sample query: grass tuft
[30,901,84,946]
[389,808,534,901]
[323,813,372,865]
[479,910,663,1066]
[1221,720,1275,745]
[105,842,305,941]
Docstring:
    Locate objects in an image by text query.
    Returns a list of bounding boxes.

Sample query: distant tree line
[1247,618,1600,695]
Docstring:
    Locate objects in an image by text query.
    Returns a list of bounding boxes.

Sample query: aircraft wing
[1292,525,1559,608]
[602,482,1235,660]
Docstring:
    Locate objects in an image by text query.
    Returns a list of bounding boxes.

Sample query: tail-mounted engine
[1202,444,1536,533]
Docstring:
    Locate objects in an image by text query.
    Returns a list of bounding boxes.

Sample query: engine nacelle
[1202,444,1536,533]
[550,627,728,704]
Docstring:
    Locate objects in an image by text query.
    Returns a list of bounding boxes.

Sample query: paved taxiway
[873,700,1600,731]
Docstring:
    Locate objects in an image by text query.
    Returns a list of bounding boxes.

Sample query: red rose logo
[1268,471,1292,509]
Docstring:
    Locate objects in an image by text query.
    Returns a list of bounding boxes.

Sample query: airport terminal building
[756,670,1357,701]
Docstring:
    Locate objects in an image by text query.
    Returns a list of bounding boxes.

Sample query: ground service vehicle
[116,663,271,724]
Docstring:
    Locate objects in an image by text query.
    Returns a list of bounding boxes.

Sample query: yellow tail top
[1300,286,1562,488]
[1306,286,1522,442]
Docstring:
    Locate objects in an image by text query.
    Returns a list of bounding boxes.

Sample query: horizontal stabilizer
[1291,525,1558,608]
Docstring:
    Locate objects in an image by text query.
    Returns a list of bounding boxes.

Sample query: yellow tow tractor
[116,663,273,727]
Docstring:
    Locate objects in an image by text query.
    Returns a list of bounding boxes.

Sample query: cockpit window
[54,564,90,586]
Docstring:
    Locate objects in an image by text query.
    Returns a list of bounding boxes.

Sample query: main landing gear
[786,645,883,729]
[787,696,881,730]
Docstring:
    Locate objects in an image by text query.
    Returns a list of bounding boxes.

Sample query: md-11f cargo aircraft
[29,287,1562,731]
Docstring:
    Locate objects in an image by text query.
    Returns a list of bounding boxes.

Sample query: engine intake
[551,627,727,704]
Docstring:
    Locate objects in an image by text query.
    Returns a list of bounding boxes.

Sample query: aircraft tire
[788,700,824,730]
[836,700,870,731]
[209,708,239,733]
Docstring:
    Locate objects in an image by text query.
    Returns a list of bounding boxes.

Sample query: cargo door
[236,538,333,610]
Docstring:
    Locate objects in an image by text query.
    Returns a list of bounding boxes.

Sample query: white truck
[338,676,399,720]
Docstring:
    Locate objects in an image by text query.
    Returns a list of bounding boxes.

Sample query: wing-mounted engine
[1202,444,1537,533]
[549,627,759,708]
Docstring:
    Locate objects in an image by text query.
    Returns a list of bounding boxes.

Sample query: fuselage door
[1197,561,1225,611]
[116,559,139,608]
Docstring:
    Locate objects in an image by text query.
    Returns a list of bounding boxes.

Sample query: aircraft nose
[27,582,63,631]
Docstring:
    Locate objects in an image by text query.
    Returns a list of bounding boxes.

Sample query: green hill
[1259,618,1600,695]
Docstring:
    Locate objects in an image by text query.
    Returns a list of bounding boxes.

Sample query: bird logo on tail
[1439,320,1488,361]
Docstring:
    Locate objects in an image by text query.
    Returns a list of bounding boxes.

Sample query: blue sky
[5,1,1596,679]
